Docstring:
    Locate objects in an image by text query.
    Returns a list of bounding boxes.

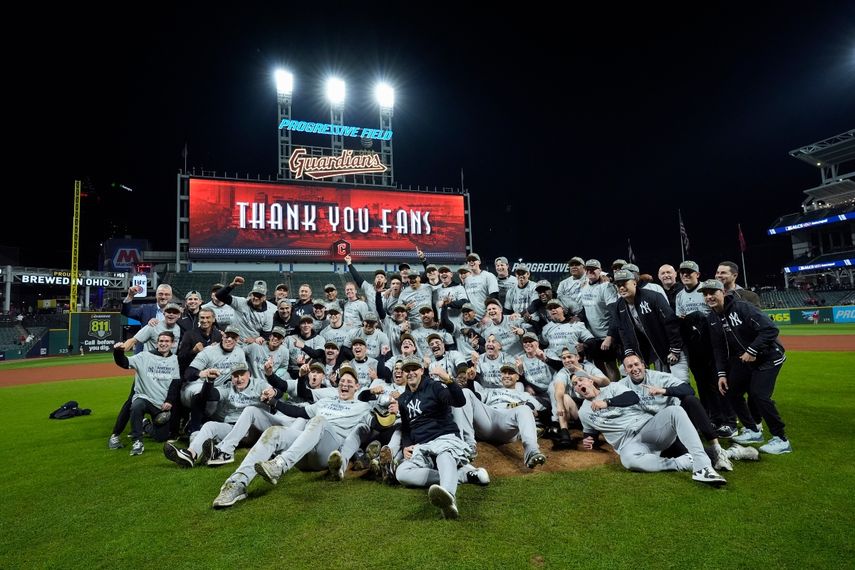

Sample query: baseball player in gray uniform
[555,256,588,310]
[110,332,181,456]
[212,366,372,508]
[493,256,518,306]
[318,306,353,349]
[548,345,609,449]
[473,334,514,388]
[183,325,247,435]
[202,283,235,328]
[578,259,620,380]
[125,303,182,353]
[540,299,594,360]
[215,276,274,344]
[345,313,390,358]
[481,298,527,357]
[462,253,500,318]
[163,361,272,467]
[575,376,727,486]
[462,364,547,468]
[504,264,538,317]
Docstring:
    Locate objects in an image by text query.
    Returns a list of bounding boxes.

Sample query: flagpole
[678,210,685,262]
[739,223,748,287]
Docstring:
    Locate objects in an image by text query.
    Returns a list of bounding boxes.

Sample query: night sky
[8,4,854,286]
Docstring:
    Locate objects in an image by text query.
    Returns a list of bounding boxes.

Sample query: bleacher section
[289,272,350,299]
[760,289,855,308]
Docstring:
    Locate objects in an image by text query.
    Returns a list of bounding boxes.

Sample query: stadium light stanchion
[375,82,394,187]
[275,69,294,180]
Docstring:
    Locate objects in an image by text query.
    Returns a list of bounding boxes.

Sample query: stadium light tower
[375,82,394,186]
[275,69,294,180]
[326,77,346,181]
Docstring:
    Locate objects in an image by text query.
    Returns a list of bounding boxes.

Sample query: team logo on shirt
[728,312,743,327]
[639,301,651,315]
[406,398,422,417]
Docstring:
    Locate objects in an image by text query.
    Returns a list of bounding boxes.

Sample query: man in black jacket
[612,269,687,381]
[700,279,792,455]
[391,357,485,519]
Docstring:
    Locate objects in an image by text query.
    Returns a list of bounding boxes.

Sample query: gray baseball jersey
[346,328,390,359]
[578,383,652,451]
[243,342,289,383]
[128,351,180,407]
[400,285,434,329]
[541,321,594,360]
[303,397,373,440]
[188,344,247,386]
[228,295,273,341]
[504,282,538,315]
[481,316,526,357]
[463,271,500,317]
[579,282,618,338]
[675,285,710,318]
[556,276,587,310]
[617,369,685,415]
[214,375,272,423]
[476,353,514,388]
[319,323,355,349]
[201,300,235,327]
[518,354,554,391]
[133,321,181,354]
[342,299,370,328]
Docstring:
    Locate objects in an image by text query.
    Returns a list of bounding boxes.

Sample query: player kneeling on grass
[212,366,372,509]
[392,357,489,520]
[163,361,273,468]
[110,332,181,456]
[574,375,727,486]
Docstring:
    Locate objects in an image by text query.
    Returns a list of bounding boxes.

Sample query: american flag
[679,210,689,255]
[738,224,747,252]
[627,237,636,263]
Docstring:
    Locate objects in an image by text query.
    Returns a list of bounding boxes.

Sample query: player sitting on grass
[163,361,272,468]
[617,354,759,472]
[574,375,728,487]
[212,366,372,509]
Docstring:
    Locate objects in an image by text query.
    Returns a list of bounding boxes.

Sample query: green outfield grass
[0,353,114,370]
[776,323,855,336]
[1,352,853,568]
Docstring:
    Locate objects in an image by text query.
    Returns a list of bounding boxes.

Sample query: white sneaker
[428,484,459,519]
[733,427,763,444]
[212,479,247,509]
[759,436,792,455]
[108,434,124,450]
[129,439,144,456]
[672,453,694,471]
[726,444,760,462]
[255,456,285,485]
[465,467,491,486]
[327,450,346,481]
[692,466,727,486]
[713,447,733,472]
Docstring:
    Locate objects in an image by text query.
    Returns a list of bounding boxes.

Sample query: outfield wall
[763,306,855,325]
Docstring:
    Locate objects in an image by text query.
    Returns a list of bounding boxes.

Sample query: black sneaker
[552,429,575,450]
[163,442,194,468]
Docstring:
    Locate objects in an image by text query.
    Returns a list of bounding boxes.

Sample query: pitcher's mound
[472,434,618,478]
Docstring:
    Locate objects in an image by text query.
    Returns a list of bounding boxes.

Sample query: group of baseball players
[107,250,792,519]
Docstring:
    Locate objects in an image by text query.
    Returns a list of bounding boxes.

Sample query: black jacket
[706,295,785,377]
[614,288,682,364]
